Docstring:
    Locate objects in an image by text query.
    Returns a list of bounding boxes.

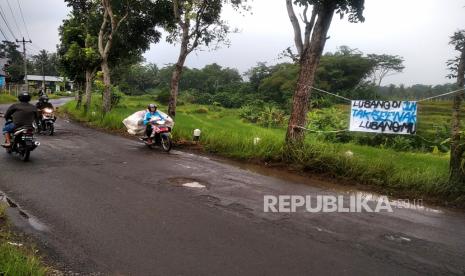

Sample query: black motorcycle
[4,122,40,162]
[35,107,55,135]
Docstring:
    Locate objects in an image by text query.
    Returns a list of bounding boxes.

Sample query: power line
[16,0,30,40]
[30,42,44,52]
[25,44,37,55]
[311,86,353,102]
[5,0,24,38]
[0,25,10,41]
[0,3,17,40]
[417,88,465,102]
[16,37,32,92]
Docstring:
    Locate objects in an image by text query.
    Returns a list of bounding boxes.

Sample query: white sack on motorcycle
[122,110,174,136]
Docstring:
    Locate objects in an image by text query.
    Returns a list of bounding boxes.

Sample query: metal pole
[16,37,32,93]
[42,62,45,93]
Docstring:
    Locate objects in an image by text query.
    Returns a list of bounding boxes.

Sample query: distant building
[26,75,74,93]
[0,58,8,76]
[0,58,8,88]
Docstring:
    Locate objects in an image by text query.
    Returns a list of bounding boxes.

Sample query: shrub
[257,105,286,128]
[111,88,125,108]
[194,107,209,114]
[387,136,415,151]
[239,104,286,128]
[307,107,351,142]
[239,104,261,123]
[193,92,213,105]
[311,97,334,109]
[179,90,196,104]
[156,88,171,104]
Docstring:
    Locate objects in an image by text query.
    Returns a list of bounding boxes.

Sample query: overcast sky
[1,0,464,86]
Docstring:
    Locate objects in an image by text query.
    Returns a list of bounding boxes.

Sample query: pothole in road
[383,233,412,244]
[163,177,209,189]
[0,192,49,232]
[182,182,205,188]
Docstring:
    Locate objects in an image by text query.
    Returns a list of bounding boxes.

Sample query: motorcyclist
[36,95,54,110]
[143,103,165,145]
[2,92,37,147]
[35,95,55,130]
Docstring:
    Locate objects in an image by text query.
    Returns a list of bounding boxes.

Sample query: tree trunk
[76,82,83,109]
[101,58,112,113]
[85,69,94,112]
[450,47,465,183]
[168,53,187,118]
[286,0,303,56]
[286,2,335,144]
[98,0,126,114]
[168,19,189,118]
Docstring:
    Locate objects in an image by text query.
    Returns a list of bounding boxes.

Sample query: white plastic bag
[157,111,175,128]
[122,110,175,136]
[122,110,146,136]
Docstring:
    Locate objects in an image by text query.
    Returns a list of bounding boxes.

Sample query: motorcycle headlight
[44,108,54,113]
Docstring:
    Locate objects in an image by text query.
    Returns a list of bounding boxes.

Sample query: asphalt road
[0,98,464,275]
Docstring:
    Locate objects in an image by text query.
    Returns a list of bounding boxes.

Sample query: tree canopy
[447,30,465,80]
[367,54,405,86]
[0,41,24,83]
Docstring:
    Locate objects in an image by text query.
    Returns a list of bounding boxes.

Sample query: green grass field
[62,95,464,204]
[0,94,17,104]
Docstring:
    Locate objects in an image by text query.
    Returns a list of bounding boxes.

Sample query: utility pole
[41,62,45,93]
[16,37,32,93]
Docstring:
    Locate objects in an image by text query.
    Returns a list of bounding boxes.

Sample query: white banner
[349,100,417,135]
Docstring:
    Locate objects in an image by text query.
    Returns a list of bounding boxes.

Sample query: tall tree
[98,0,128,113]
[367,54,405,86]
[59,19,100,109]
[166,0,245,118]
[61,0,171,111]
[245,62,274,91]
[285,0,365,144]
[61,0,101,110]
[115,63,160,95]
[0,41,24,83]
[31,50,60,78]
[447,30,465,184]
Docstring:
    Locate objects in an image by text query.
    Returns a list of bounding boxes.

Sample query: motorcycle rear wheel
[19,150,30,162]
[47,124,54,136]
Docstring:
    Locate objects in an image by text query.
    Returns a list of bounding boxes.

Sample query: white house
[26,75,74,93]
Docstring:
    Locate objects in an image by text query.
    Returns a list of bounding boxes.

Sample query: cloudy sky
[1,0,464,86]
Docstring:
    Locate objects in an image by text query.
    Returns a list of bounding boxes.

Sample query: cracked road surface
[0,99,464,275]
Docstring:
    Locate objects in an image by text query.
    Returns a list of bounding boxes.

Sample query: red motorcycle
[141,119,172,152]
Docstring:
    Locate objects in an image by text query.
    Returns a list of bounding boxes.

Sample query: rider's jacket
[36,102,54,110]
[143,111,165,125]
[5,102,37,128]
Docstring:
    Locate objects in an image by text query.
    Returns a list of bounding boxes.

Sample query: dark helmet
[18,92,31,103]
[39,95,49,103]
[148,103,158,111]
